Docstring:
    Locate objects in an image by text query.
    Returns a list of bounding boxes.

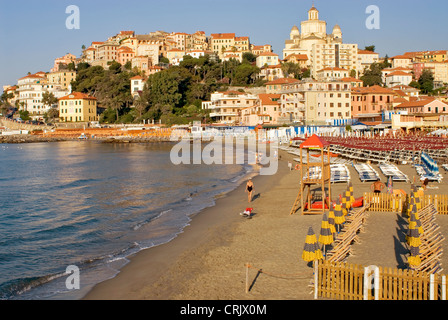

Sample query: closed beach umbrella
[387,176,393,194]
[302,226,323,263]
[327,208,337,235]
[319,213,334,257]
[408,245,421,269]
[406,212,423,247]
[333,202,345,232]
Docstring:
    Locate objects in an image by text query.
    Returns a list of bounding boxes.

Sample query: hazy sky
[1,0,447,92]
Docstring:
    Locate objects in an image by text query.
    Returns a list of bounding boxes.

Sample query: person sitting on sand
[422,178,429,191]
[246,179,254,202]
[371,178,385,194]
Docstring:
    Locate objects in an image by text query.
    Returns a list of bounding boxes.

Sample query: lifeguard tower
[290,134,332,215]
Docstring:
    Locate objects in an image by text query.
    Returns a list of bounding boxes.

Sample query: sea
[0,140,257,300]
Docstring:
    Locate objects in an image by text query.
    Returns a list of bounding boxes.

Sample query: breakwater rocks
[0,135,72,144]
[0,135,176,144]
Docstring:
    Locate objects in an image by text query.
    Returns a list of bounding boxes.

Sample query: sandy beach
[83,148,448,300]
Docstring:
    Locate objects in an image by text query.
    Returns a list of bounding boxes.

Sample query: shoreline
[82,153,284,300]
[82,148,448,300]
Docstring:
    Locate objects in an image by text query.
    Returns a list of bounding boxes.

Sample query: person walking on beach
[246,179,254,202]
[371,178,385,194]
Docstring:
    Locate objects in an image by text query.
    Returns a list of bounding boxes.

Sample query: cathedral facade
[283,5,359,78]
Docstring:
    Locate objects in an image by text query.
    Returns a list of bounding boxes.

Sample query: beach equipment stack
[302,226,323,262]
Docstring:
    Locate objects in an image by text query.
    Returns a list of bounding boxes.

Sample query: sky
[1,0,447,93]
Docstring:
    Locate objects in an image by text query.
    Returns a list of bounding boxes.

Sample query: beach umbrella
[408,245,421,269]
[327,207,337,235]
[302,226,323,263]
[319,213,334,257]
[333,202,345,232]
[347,182,355,206]
[387,176,393,194]
[406,211,423,247]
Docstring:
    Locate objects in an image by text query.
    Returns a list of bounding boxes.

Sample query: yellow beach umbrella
[333,202,345,232]
[406,212,423,247]
[302,226,323,263]
[319,213,334,257]
[408,245,421,269]
[327,207,337,235]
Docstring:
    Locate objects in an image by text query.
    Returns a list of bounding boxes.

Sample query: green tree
[281,62,302,79]
[42,92,58,109]
[418,69,434,94]
[44,108,59,123]
[364,45,375,52]
[360,63,384,86]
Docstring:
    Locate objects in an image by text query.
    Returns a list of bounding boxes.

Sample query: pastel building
[51,53,77,73]
[385,71,413,88]
[58,92,98,122]
[130,76,146,98]
[17,72,70,118]
[351,85,396,121]
[202,91,258,125]
[46,71,76,91]
[394,98,448,114]
[358,49,380,74]
[316,67,349,81]
[242,94,281,126]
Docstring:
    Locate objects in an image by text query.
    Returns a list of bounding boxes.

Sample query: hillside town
[1,5,448,134]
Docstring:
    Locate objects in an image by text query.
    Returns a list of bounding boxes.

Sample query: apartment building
[310,43,359,79]
[58,92,98,122]
[241,94,281,126]
[46,70,77,90]
[351,85,396,121]
[202,91,258,125]
[17,72,70,118]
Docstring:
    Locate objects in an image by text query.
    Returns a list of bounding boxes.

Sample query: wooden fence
[316,260,448,300]
[363,192,448,215]
[363,193,406,213]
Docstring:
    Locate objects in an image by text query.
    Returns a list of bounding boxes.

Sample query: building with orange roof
[242,94,281,126]
[202,91,258,125]
[394,97,448,114]
[51,53,77,73]
[265,78,302,94]
[391,55,413,69]
[117,46,135,66]
[385,70,413,88]
[258,64,284,82]
[251,44,273,56]
[351,85,396,121]
[256,52,279,68]
[340,77,363,88]
[58,92,98,122]
[358,49,380,74]
[316,67,349,81]
[17,72,71,119]
[283,54,309,69]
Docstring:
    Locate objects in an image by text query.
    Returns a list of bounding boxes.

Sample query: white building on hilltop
[283,5,359,79]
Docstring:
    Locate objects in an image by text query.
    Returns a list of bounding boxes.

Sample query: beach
[83,149,448,300]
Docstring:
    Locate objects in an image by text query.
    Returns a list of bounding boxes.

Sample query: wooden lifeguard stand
[290,134,332,215]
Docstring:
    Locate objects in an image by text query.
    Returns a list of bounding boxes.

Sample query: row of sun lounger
[354,163,381,182]
[414,164,443,183]
[378,163,409,182]
[327,203,371,262]
[410,204,444,274]
[301,165,351,184]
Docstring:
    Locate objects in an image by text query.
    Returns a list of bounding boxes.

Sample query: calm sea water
[0,141,255,300]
